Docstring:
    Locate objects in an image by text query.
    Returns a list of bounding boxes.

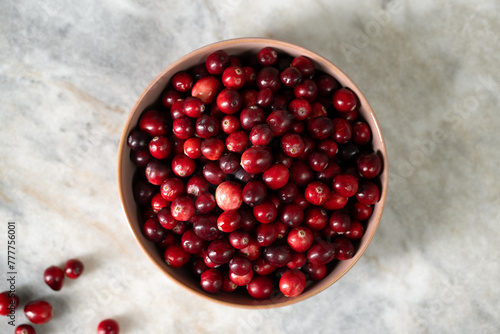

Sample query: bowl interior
[118,38,388,308]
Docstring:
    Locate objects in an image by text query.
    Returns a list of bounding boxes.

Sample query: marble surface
[1,0,499,333]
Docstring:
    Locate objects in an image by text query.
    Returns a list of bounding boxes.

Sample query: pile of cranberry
[128,46,382,299]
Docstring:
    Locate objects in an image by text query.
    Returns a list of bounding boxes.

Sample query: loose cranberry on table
[15,324,36,334]
[24,300,53,325]
[97,318,120,334]
[43,265,65,291]
[0,291,19,315]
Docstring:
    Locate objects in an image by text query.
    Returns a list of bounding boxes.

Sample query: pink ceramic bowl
[117,38,388,308]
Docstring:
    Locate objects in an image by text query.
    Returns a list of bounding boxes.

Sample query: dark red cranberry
[294,79,318,102]
[274,150,293,168]
[203,162,226,185]
[292,120,306,133]
[182,229,206,254]
[334,237,355,260]
[255,222,278,246]
[338,107,359,122]
[315,73,339,96]
[219,152,240,174]
[145,160,172,185]
[318,139,338,158]
[133,179,157,205]
[170,99,185,119]
[215,181,243,211]
[256,88,274,108]
[280,67,303,87]
[192,259,209,277]
[24,300,53,325]
[222,65,246,89]
[307,240,335,265]
[195,114,221,139]
[291,56,315,78]
[0,291,19,316]
[304,206,328,230]
[257,67,281,93]
[280,204,304,228]
[264,243,292,268]
[207,239,235,265]
[195,193,216,214]
[333,173,359,197]
[253,200,278,224]
[43,266,65,291]
[171,221,189,235]
[249,124,273,146]
[310,101,328,118]
[170,196,195,221]
[206,50,230,75]
[217,88,243,114]
[332,118,353,144]
[257,47,278,66]
[247,276,273,299]
[128,130,150,151]
[142,218,166,242]
[322,191,348,210]
[161,88,182,109]
[230,269,254,286]
[240,146,273,174]
[317,161,342,184]
[345,220,364,240]
[271,94,289,111]
[229,230,251,249]
[193,215,220,241]
[170,135,186,155]
[222,273,238,292]
[266,109,293,136]
[182,96,205,118]
[130,150,152,167]
[277,182,299,204]
[252,256,276,276]
[200,268,223,293]
[226,131,249,153]
[240,105,265,131]
[229,255,252,276]
[287,251,307,269]
[337,143,360,163]
[201,138,225,161]
[164,243,191,268]
[64,259,84,279]
[15,324,36,334]
[161,177,185,201]
[350,201,373,220]
[329,210,352,234]
[298,136,315,160]
[157,232,179,250]
[352,121,372,145]
[172,71,193,92]
[307,149,329,171]
[242,180,267,207]
[171,154,196,178]
[139,109,169,137]
[191,76,222,104]
[303,262,327,281]
[287,226,313,252]
[191,63,210,80]
[242,66,257,87]
[357,153,382,179]
[149,136,171,160]
[262,164,289,190]
[333,88,358,112]
[221,114,240,134]
[356,180,380,205]
[289,160,315,187]
[279,269,306,297]
[307,117,333,140]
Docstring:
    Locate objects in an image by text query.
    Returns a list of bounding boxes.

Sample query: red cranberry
[257,47,278,66]
[217,210,242,233]
[161,177,185,201]
[64,259,84,279]
[307,240,336,265]
[215,181,243,211]
[240,105,265,130]
[291,56,315,77]
[181,229,206,254]
[242,180,267,207]
[207,239,235,265]
[281,133,305,158]
[24,300,53,325]
[15,324,36,334]
[127,130,150,151]
[149,136,171,160]
[172,71,193,92]
[145,160,172,185]
[289,160,315,187]
[318,139,338,158]
[352,121,372,145]
[277,182,299,204]
[142,218,166,242]
[298,136,315,160]
[255,222,278,246]
[350,201,373,220]
[164,243,190,268]
[203,162,226,185]
[201,138,225,161]
[303,262,327,281]
[304,206,328,230]
[253,200,278,224]
[206,50,230,75]
[247,276,273,299]
[334,237,355,260]
[191,76,222,104]
[242,66,257,86]
[240,146,273,174]
[229,230,251,249]
[310,101,328,118]
[329,210,352,234]
[196,114,221,139]
[193,215,220,241]
[280,67,303,87]
[287,226,314,252]
[253,256,276,275]
[264,243,292,268]
[238,238,261,261]
[345,220,364,240]
[229,255,252,276]
[293,194,310,211]
[0,291,19,316]
[256,88,274,108]
[221,114,240,134]
[257,66,281,92]
[229,269,254,286]
[333,88,358,112]
[266,109,293,136]
[157,208,179,230]
[202,249,220,268]
[333,173,359,198]
[226,131,249,153]
[217,88,243,114]
[357,153,382,179]
[307,150,329,172]
[307,117,333,140]
[262,164,289,190]
[356,180,380,205]
[279,269,306,297]
[183,96,205,118]
[172,116,195,140]
[43,266,64,291]
[332,118,353,144]
[338,107,359,122]
[170,99,185,119]
[288,98,312,121]
[186,175,209,197]
[195,193,216,214]
[161,88,182,109]
[241,88,258,106]
[222,272,238,292]
[317,161,341,184]
[138,109,168,137]
[222,65,246,89]
[97,319,120,334]
[322,191,348,210]
[286,251,307,269]
[249,124,273,146]
[280,204,304,228]
[219,152,240,174]
[170,196,195,221]
[315,73,339,96]
[294,79,318,102]
[172,154,196,178]
[305,181,331,206]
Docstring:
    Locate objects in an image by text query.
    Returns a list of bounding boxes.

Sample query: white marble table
[1,0,499,333]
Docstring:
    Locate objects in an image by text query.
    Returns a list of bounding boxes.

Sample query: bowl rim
[117,37,388,308]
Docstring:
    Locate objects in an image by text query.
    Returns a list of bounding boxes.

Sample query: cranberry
[356,180,380,205]
[148,136,171,160]
[279,269,306,297]
[222,272,238,292]
[203,162,226,185]
[207,239,235,265]
[164,243,190,268]
[271,94,289,111]
[249,124,273,146]
[350,201,373,220]
[15,324,36,334]
[170,196,195,221]
[219,152,240,174]
[305,181,330,206]
[217,210,242,233]
[334,237,355,260]
[329,210,352,234]
[288,98,311,121]
[215,181,243,211]
[238,237,261,261]
[217,88,243,114]
[338,107,359,122]
[266,109,293,136]
[318,139,338,158]
[97,319,120,334]
[171,154,196,178]
[192,258,209,277]
[229,255,252,276]
[317,161,341,184]
[289,160,315,187]
[242,66,257,86]
[240,146,273,174]
[255,223,278,246]
[142,218,166,242]
[64,259,84,279]
[310,101,328,118]
[291,56,315,77]
[307,240,336,265]
[262,164,289,190]
[172,116,195,140]
[257,67,281,92]
[280,204,304,228]
[303,262,327,281]
[170,99,185,119]
[226,131,249,153]
[161,177,185,201]
[257,47,278,66]
[352,121,372,145]
[222,65,246,89]
[294,79,318,102]
[138,109,168,137]
[172,71,193,92]
[278,182,299,204]
[186,175,209,197]
[333,173,359,198]
[333,88,358,112]
[221,114,240,134]
[195,193,216,214]
[357,153,382,179]
[280,67,303,87]
[264,243,292,267]
[196,114,221,139]
[280,133,305,158]
[193,215,220,241]
[43,266,65,291]
[206,50,230,75]
[286,251,307,269]
[337,143,360,163]
[181,229,206,254]
[24,300,53,325]
[240,105,265,131]
[303,206,328,230]
[247,276,273,299]
[183,96,205,118]
[345,220,364,240]
[157,208,179,230]
[253,200,278,224]
[229,230,251,249]
[172,221,189,235]
[307,117,333,140]
[202,249,220,268]
[322,191,348,210]
[130,149,152,167]
[242,180,267,207]
[253,256,276,275]
[274,149,293,168]
[0,291,19,316]
[191,76,222,104]
[287,226,313,253]
[161,88,182,109]
[256,88,274,108]
[127,130,150,151]
[332,118,352,144]
[133,179,157,205]
[201,138,225,161]
[230,269,254,286]
[315,74,339,96]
